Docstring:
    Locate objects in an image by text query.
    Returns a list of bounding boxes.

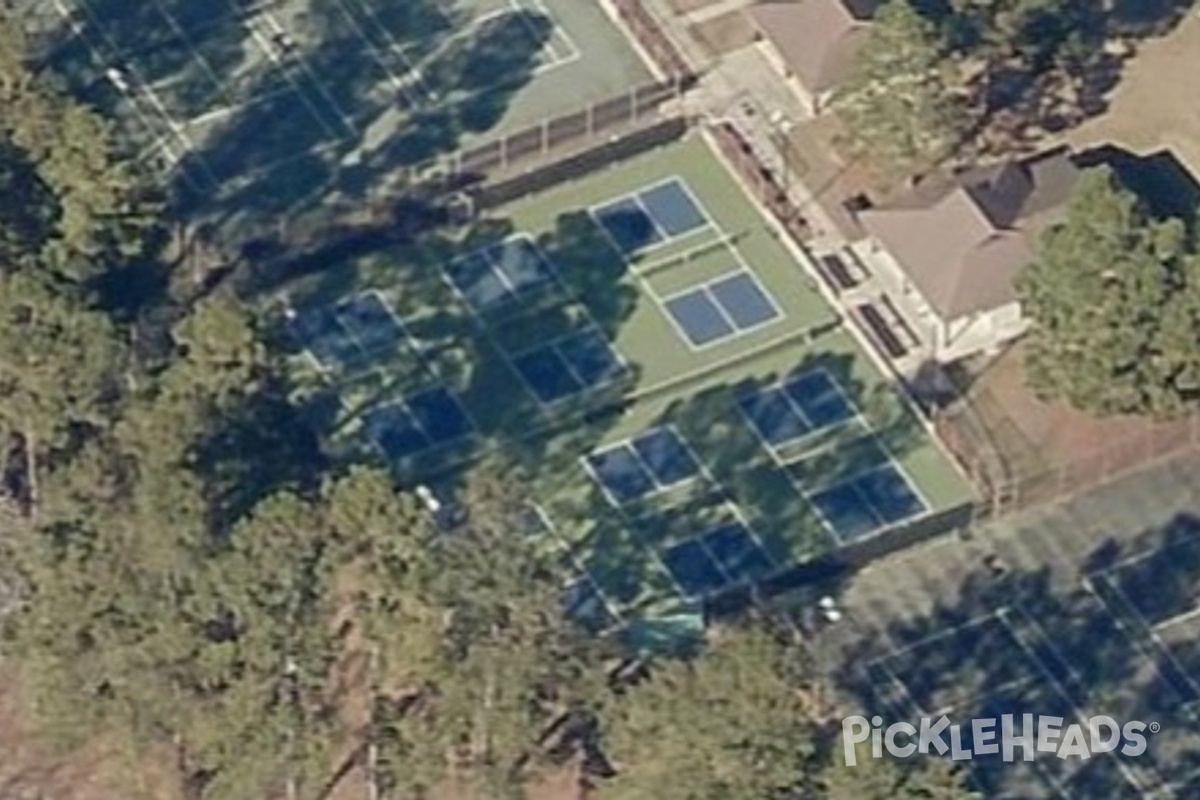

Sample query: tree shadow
[1110,0,1197,38]
[41,0,553,253]
[1075,144,1200,232]
[927,0,1199,153]
[192,373,329,534]
[832,512,1200,797]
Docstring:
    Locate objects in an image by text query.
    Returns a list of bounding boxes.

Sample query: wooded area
[835,0,1192,172]
[4,0,1196,795]
[0,11,980,800]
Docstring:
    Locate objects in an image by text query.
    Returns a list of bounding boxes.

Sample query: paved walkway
[632,0,858,246]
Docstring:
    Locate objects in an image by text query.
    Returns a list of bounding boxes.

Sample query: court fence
[404,76,694,189]
[609,0,692,78]
[934,388,1200,523]
[473,116,690,210]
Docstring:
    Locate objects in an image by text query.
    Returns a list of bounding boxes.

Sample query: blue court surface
[698,522,774,582]
[287,291,408,371]
[660,539,726,597]
[562,576,618,631]
[511,326,626,405]
[338,292,405,354]
[738,368,855,448]
[663,270,780,348]
[363,386,474,461]
[808,463,926,542]
[591,177,708,254]
[445,236,557,313]
[658,520,775,598]
[586,426,702,505]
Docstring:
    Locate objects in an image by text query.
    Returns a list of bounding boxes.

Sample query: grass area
[279,134,976,623]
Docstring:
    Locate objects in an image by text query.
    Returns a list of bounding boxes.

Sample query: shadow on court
[827,512,1200,797]
[43,0,553,252]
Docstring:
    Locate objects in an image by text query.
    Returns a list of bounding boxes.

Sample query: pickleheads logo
[842,714,1154,766]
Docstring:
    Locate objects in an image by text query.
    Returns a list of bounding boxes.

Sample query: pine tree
[1017,166,1200,417]
[834,0,971,174]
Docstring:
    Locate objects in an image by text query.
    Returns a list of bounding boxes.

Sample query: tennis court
[860,607,1156,799]
[846,533,1200,800]
[277,134,975,625]
[44,0,650,199]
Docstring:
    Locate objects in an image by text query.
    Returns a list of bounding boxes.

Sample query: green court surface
[280,134,976,625]
[46,0,651,196]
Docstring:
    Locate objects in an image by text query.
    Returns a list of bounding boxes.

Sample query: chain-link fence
[935,387,1200,523]
[442,76,693,179]
[610,0,692,77]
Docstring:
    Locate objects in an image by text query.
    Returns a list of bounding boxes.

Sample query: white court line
[865,612,1077,800]
[443,233,572,316]
[504,0,582,73]
[637,233,782,351]
[576,462,701,604]
[667,500,764,591]
[588,176,715,260]
[743,365,929,548]
[183,83,298,127]
[1006,602,1186,798]
[320,0,424,96]
[862,609,1011,666]
[504,322,629,411]
[625,322,825,407]
[997,607,1149,797]
[799,449,930,531]
[736,367,850,458]
[1089,537,1191,578]
[441,249,627,414]
[1079,575,1200,795]
[1088,574,1200,700]
[583,424,709,511]
[1153,604,1200,634]
[633,231,738,278]
[337,0,441,102]
[328,291,483,457]
[723,501,784,575]
[147,0,243,108]
[53,0,218,189]
[736,366,862,463]
[238,4,357,136]
[654,268,784,353]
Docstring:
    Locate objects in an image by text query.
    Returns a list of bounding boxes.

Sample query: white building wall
[850,240,1029,364]
[849,240,942,350]
[939,302,1027,362]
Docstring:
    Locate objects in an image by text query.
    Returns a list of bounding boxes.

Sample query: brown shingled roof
[745,0,877,94]
[857,148,1081,320]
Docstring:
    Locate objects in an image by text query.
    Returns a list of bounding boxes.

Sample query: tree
[819,742,977,798]
[359,465,614,799]
[1017,166,1200,417]
[0,271,124,512]
[0,13,159,285]
[595,622,816,800]
[834,0,971,174]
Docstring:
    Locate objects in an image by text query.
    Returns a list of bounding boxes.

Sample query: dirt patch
[689,11,756,57]
[0,663,182,800]
[1062,11,1200,176]
[944,342,1200,507]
